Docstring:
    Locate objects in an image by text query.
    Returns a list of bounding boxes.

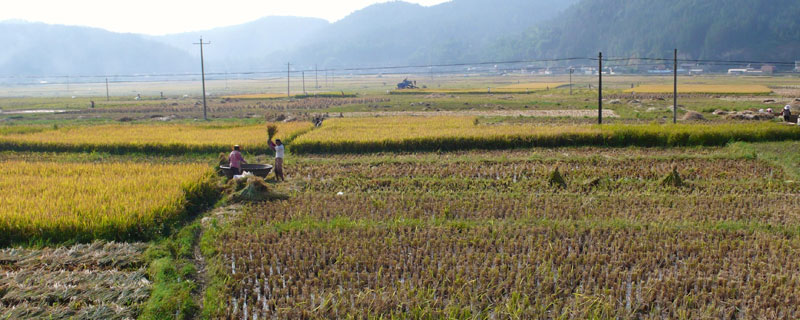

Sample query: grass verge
[139,223,202,320]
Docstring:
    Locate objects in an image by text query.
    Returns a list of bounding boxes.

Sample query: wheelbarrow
[219,164,273,179]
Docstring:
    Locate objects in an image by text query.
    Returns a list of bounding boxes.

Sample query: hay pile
[0,241,150,319]
[660,166,684,187]
[224,177,288,203]
[681,111,705,121]
[548,167,567,189]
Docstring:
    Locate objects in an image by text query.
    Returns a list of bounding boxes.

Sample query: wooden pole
[673,48,678,124]
[598,52,603,125]
[569,68,573,95]
[193,37,210,121]
[287,62,291,98]
[302,71,306,94]
[105,77,110,101]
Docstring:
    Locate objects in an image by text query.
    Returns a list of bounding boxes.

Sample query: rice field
[291,116,800,153]
[205,148,800,318]
[625,84,773,94]
[391,83,566,94]
[0,122,313,154]
[499,82,568,90]
[221,93,287,100]
[0,160,215,244]
[1,74,800,319]
[0,242,150,319]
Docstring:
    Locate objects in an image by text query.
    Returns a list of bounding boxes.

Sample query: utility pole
[193,37,210,121]
[287,62,291,98]
[598,52,603,125]
[569,68,574,95]
[331,70,334,88]
[315,65,319,89]
[105,77,110,101]
[302,71,306,94]
[673,48,678,124]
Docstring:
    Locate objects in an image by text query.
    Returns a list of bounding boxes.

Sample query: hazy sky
[1,0,450,35]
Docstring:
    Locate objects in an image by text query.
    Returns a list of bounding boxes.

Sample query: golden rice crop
[0,122,313,154]
[291,116,800,153]
[0,160,214,244]
[625,84,772,94]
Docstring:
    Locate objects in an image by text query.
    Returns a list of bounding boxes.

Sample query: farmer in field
[229,145,246,175]
[268,139,285,181]
[783,105,793,122]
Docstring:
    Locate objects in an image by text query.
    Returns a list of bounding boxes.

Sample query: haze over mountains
[1,0,799,77]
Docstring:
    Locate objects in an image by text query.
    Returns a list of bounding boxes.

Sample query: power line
[1,56,796,82]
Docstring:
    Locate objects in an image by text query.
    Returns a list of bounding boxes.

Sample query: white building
[795,61,800,72]
[728,68,763,75]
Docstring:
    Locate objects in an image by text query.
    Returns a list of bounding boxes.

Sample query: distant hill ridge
[2,0,798,76]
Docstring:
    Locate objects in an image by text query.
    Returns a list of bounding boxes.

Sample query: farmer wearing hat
[783,105,793,123]
[268,139,285,182]
[229,145,246,175]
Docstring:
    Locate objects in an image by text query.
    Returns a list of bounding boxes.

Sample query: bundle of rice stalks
[660,166,684,187]
[216,152,230,175]
[582,177,601,188]
[548,166,567,189]
[681,111,706,121]
[267,125,279,140]
[217,153,229,167]
[228,177,288,203]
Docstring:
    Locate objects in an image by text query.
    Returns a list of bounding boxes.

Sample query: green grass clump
[140,224,202,320]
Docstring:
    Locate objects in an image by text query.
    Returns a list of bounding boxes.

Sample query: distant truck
[397,79,418,90]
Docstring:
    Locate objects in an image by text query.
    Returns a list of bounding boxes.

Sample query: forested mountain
[0,21,193,76]
[284,0,577,67]
[2,0,798,77]
[494,0,800,62]
[152,16,329,71]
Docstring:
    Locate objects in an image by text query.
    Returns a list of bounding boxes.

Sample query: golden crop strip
[0,161,213,244]
[0,122,313,154]
[624,84,772,94]
[294,117,591,142]
[290,116,800,153]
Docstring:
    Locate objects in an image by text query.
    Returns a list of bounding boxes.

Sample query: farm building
[728,68,763,75]
[761,65,775,75]
[795,61,800,72]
